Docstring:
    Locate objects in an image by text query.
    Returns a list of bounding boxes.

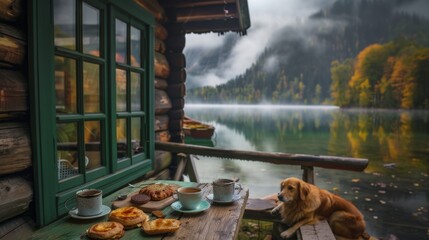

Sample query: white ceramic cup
[212,178,241,202]
[75,189,102,216]
[177,187,202,210]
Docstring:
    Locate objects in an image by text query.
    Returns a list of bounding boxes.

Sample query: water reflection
[185,105,429,239]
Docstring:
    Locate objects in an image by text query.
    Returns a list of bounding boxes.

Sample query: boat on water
[183,116,215,139]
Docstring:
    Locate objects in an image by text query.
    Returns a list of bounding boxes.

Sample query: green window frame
[30,0,155,226]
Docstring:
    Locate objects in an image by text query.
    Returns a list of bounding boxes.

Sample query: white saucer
[68,205,111,219]
[171,200,210,213]
[207,194,241,204]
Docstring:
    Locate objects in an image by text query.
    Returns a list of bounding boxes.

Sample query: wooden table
[31,180,249,240]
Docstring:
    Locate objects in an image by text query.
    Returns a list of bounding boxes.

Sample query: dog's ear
[280,180,285,190]
[299,181,310,200]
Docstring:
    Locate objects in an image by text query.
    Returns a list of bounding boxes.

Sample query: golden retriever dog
[271,177,369,240]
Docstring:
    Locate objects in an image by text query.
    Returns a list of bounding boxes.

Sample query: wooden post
[302,166,314,184]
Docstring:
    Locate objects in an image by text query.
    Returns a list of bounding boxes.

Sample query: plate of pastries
[86,206,180,239]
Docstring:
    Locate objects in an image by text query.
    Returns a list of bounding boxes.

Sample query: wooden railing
[155,141,368,183]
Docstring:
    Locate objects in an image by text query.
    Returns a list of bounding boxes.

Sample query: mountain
[185,0,429,105]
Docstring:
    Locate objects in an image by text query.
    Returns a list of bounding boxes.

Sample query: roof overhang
[157,0,251,35]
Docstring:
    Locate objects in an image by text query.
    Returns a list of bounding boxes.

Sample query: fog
[184,0,429,88]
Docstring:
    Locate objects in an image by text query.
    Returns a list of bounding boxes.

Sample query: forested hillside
[186,0,429,108]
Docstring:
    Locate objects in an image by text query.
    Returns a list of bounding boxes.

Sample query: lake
[184,104,429,240]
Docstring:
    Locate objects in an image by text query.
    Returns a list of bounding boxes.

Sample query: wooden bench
[244,198,335,240]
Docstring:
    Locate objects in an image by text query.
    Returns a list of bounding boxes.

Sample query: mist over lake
[184,104,429,240]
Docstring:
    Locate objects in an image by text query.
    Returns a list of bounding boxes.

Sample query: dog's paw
[280,229,295,239]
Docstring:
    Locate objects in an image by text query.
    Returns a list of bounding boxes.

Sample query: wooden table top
[31,180,249,240]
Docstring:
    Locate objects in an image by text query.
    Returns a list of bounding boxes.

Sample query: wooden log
[171,97,185,109]
[169,131,184,143]
[173,4,238,23]
[167,68,186,84]
[154,150,172,172]
[166,52,186,68]
[155,89,171,115]
[0,176,33,222]
[165,34,186,52]
[155,52,170,78]
[0,70,27,113]
[160,0,236,8]
[154,78,168,90]
[169,118,182,131]
[155,38,166,54]
[168,109,184,120]
[155,142,369,172]
[0,215,34,240]
[0,123,31,175]
[0,0,22,21]
[155,130,170,142]
[155,114,169,131]
[155,23,168,41]
[167,83,186,98]
[0,23,25,67]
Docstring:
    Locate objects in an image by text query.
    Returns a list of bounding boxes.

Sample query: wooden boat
[183,116,215,139]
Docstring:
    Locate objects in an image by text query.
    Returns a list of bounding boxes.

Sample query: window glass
[53,0,76,50]
[83,3,100,56]
[57,122,78,180]
[130,26,141,67]
[55,56,77,114]
[84,121,102,170]
[116,118,127,159]
[130,72,141,111]
[131,117,143,155]
[115,19,127,64]
[83,62,100,113]
[116,68,127,112]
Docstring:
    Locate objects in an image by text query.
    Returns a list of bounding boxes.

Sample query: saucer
[171,200,210,213]
[207,194,241,204]
[68,205,111,219]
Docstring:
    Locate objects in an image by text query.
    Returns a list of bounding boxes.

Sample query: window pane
[54,0,76,50]
[131,117,143,155]
[130,26,141,67]
[116,118,127,159]
[85,121,101,170]
[115,19,127,64]
[83,3,100,56]
[55,56,77,114]
[84,62,100,113]
[130,72,141,111]
[57,122,78,180]
[116,69,127,112]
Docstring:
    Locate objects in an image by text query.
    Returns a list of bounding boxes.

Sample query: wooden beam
[160,0,236,8]
[155,141,369,172]
[174,4,238,23]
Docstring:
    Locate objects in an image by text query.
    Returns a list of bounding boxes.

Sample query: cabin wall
[140,0,186,179]
[0,0,34,235]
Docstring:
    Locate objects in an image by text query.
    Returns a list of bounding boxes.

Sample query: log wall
[0,0,33,229]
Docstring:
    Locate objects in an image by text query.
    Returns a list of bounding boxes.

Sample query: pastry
[139,183,175,201]
[130,193,150,205]
[108,207,148,229]
[87,221,125,239]
[142,218,180,235]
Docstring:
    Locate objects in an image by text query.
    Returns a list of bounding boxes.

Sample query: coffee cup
[212,178,241,202]
[66,189,103,216]
[176,187,202,210]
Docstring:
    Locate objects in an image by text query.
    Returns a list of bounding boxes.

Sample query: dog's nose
[277,193,284,202]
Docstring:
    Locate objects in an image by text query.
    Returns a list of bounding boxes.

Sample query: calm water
[184,104,429,240]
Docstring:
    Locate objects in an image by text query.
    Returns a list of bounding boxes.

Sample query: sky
[183,0,429,88]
